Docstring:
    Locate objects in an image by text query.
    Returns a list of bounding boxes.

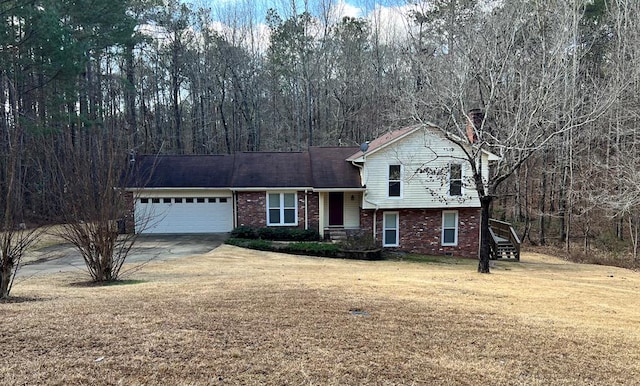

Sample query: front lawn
[2,247,640,384]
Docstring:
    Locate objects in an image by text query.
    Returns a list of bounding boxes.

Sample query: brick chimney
[466,109,484,144]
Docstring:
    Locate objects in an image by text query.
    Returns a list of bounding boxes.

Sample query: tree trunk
[478,195,493,273]
[0,264,11,299]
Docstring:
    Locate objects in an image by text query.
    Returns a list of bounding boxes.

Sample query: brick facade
[236,191,319,231]
[236,192,267,228]
[122,191,135,234]
[362,207,480,258]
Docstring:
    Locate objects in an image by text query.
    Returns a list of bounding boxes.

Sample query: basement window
[383,212,399,247]
[442,211,459,246]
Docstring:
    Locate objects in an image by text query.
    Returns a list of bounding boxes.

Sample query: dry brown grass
[3,246,640,385]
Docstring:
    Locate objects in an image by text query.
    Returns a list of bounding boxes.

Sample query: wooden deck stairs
[489,219,521,261]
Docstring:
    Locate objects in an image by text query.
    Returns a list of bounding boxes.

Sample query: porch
[317,191,363,240]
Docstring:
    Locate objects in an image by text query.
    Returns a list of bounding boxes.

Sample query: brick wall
[236,191,319,230]
[236,192,267,227]
[305,191,320,231]
[122,191,135,234]
[362,208,481,258]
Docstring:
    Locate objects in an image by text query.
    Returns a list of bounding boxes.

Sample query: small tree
[54,134,147,283]
[0,125,43,299]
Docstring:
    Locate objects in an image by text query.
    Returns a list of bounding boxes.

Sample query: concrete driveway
[17,234,228,278]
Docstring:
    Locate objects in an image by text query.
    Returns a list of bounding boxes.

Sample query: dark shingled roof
[309,147,361,188]
[130,147,362,189]
[134,155,234,188]
[231,151,312,188]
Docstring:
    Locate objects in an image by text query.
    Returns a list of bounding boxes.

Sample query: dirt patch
[2,246,640,384]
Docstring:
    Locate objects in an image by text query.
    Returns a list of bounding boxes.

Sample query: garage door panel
[135,197,233,234]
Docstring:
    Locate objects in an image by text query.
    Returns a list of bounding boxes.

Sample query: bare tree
[0,127,43,298]
[402,0,616,272]
[53,134,147,283]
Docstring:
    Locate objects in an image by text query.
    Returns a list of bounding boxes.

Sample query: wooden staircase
[489,219,521,261]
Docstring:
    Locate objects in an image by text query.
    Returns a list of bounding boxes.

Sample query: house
[127,124,499,258]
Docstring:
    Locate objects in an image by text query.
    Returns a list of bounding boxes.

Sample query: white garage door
[135,196,233,234]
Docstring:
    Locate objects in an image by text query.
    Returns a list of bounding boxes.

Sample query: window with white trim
[267,192,297,226]
[449,163,463,196]
[442,211,458,246]
[383,212,399,247]
[388,165,402,198]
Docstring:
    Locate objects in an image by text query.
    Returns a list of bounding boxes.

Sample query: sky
[178,0,417,48]
[184,0,412,24]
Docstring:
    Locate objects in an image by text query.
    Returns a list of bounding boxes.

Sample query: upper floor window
[388,164,402,198]
[449,163,462,196]
[267,192,297,226]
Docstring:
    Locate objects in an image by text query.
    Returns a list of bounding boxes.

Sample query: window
[174,198,183,203]
[442,211,458,246]
[196,198,205,203]
[162,198,171,203]
[185,198,194,203]
[151,198,160,203]
[208,198,217,203]
[267,193,297,226]
[219,198,228,203]
[383,212,399,247]
[388,165,402,197]
[449,163,462,196]
[140,198,149,204]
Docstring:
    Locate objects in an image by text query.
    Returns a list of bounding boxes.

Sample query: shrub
[230,226,257,239]
[225,238,272,251]
[231,226,320,241]
[288,229,321,241]
[283,242,340,257]
[339,231,379,251]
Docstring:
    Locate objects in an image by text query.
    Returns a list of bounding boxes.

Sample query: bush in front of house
[225,238,340,257]
[230,226,320,242]
[230,226,258,239]
[283,242,341,257]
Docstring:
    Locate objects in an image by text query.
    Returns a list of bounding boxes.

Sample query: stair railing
[488,219,521,260]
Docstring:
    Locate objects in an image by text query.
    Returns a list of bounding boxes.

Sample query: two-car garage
[135,193,233,234]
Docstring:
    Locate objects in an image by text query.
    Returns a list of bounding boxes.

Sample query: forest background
[1,0,639,262]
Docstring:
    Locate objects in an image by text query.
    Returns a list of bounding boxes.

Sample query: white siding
[361,128,481,209]
[344,192,361,229]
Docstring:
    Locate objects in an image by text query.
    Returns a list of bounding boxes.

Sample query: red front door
[328,192,344,226]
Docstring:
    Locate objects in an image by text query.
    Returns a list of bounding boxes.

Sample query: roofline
[346,123,438,161]
[312,188,365,192]
[126,186,366,191]
[231,187,314,191]
[125,187,233,191]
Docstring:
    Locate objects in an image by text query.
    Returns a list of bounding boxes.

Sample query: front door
[328,192,344,226]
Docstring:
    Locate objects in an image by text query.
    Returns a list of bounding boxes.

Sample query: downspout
[351,161,379,241]
[304,189,308,230]
[232,190,238,228]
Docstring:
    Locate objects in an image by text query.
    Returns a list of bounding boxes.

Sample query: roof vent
[359,141,369,153]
